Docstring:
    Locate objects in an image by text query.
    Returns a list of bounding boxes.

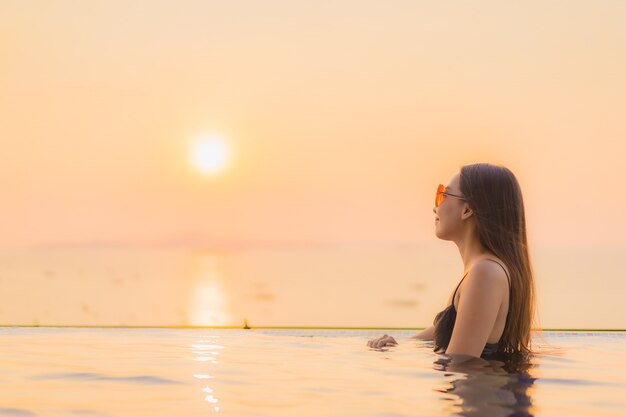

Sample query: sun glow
[190,135,230,175]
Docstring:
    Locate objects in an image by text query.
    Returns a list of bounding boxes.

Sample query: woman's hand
[367,334,398,349]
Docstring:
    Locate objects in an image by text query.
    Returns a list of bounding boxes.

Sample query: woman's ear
[461,204,473,220]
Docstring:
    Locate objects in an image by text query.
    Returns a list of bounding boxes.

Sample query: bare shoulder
[467,258,509,288]
[453,257,510,309]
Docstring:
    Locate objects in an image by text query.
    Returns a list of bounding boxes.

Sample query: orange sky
[1,0,625,248]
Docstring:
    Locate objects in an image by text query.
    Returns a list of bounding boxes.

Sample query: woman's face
[433,173,467,240]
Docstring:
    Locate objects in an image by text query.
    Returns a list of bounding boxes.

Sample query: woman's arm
[409,325,435,341]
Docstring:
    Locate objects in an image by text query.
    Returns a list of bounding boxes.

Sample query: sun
[190,135,230,175]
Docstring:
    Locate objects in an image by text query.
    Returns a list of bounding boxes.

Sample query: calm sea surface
[1,327,625,417]
[1,244,625,329]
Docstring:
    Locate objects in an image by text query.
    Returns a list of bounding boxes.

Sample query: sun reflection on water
[191,336,224,413]
[187,252,233,326]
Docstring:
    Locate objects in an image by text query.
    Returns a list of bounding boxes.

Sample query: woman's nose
[433,206,437,214]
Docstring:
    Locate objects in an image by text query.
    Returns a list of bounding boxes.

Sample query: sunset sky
[1,0,625,249]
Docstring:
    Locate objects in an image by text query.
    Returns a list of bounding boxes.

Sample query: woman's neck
[456,237,494,275]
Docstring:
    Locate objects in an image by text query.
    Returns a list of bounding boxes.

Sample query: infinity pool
[1,328,625,417]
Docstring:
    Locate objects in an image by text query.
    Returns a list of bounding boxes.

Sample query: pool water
[1,328,625,417]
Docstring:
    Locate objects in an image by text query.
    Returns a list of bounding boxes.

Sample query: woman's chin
[434,227,449,240]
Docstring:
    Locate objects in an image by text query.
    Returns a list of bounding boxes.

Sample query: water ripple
[539,377,615,386]
[0,408,37,416]
[28,372,186,385]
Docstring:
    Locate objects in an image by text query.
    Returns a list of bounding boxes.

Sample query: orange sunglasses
[435,184,466,207]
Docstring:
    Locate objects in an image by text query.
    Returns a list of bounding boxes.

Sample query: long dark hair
[459,163,541,356]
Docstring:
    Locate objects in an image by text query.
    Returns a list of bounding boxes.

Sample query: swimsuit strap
[450,258,511,309]
[450,270,469,307]
[482,258,512,316]
[481,258,511,295]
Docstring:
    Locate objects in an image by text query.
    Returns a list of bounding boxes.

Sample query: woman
[367,163,539,360]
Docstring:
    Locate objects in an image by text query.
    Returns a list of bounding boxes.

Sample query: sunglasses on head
[435,184,466,207]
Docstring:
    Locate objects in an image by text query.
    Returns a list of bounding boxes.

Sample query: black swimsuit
[432,258,511,358]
